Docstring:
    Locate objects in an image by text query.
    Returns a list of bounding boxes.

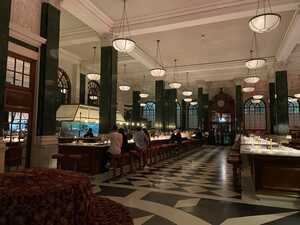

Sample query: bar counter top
[241,145,300,158]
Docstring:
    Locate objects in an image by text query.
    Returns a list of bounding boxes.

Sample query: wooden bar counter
[241,139,300,198]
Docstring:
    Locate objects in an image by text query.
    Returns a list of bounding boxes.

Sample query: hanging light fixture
[246,33,266,69]
[119,64,131,91]
[139,74,149,98]
[87,47,101,81]
[150,40,166,77]
[112,0,136,53]
[190,101,198,106]
[169,59,182,89]
[89,95,98,100]
[249,0,281,34]
[251,99,261,104]
[184,98,193,103]
[244,69,260,84]
[253,94,264,100]
[242,87,255,93]
[140,103,146,107]
[139,93,149,98]
[295,93,300,98]
[182,72,193,96]
[288,97,298,103]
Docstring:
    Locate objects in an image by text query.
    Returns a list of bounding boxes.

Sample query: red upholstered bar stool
[69,154,82,171]
[52,153,64,169]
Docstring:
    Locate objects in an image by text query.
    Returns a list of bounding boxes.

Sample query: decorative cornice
[9,23,46,47]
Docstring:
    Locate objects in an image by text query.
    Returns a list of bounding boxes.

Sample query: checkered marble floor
[92,146,300,225]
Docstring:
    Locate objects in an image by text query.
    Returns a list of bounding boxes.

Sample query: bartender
[84,128,94,138]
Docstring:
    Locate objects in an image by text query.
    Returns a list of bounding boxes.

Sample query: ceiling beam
[276,9,300,62]
[61,0,113,35]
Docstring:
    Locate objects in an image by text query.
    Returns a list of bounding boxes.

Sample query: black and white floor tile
[92,146,300,225]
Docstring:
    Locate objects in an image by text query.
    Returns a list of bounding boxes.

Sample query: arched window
[143,102,155,128]
[176,103,181,129]
[288,97,300,129]
[88,81,100,106]
[57,68,71,107]
[188,104,198,129]
[244,99,266,130]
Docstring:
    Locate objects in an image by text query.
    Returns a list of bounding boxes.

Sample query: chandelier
[182,72,193,96]
[89,95,98,100]
[244,69,260,84]
[190,101,198,106]
[139,93,149,98]
[246,33,266,69]
[295,93,300,98]
[119,85,131,91]
[251,99,261,104]
[112,0,136,53]
[119,64,131,91]
[242,87,255,93]
[249,0,281,33]
[169,59,182,89]
[140,103,146,107]
[253,94,264,100]
[150,40,166,77]
[87,47,101,81]
[184,98,193,103]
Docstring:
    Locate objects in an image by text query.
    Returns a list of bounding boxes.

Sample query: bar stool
[52,153,64,169]
[69,154,82,171]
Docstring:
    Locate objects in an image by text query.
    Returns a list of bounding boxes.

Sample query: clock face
[217,100,225,108]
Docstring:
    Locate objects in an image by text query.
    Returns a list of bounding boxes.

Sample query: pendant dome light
[251,99,261,104]
[169,59,182,89]
[182,72,193,96]
[184,98,193,103]
[119,64,131,91]
[87,47,101,81]
[190,101,198,106]
[139,74,149,98]
[242,87,255,93]
[249,0,281,34]
[112,0,136,53]
[140,103,146,107]
[253,94,264,100]
[246,33,266,69]
[150,40,166,77]
[244,69,260,84]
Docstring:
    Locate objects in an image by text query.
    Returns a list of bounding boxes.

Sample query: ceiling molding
[127,46,157,69]
[59,48,82,64]
[61,0,113,35]
[127,1,299,36]
[276,8,300,62]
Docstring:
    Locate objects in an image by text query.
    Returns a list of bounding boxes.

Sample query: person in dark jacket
[119,128,129,152]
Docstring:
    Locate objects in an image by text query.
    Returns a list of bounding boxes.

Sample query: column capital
[274,60,288,72]
[234,78,242,86]
[101,33,114,47]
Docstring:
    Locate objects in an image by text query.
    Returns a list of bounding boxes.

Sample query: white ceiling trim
[129,2,299,36]
[61,0,113,35]
[276,9,300,62]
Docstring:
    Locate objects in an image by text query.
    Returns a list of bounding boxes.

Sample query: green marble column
[0,0,11,136]
[235,85,243,134]
[37,3,60,136]
[197,88,203,131]
[165,89,177,130]
[181,100,187,130]
[155,80,165,130]
[275,71,289,135]
[79,73,86,104]
[100,46,118,133]
[203,93,209,132]
[269,82,276,134]
[132,91,141,122]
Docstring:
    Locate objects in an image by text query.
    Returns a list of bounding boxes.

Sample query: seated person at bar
[105,125,123,168]
[143,128,151,147]
[133,127,148,167]
[119,128,129,152]
[175,130,182,144]
[84,128,94,138]
[170,130,177,143]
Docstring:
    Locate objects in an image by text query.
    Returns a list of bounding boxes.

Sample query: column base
[31,136,58,168]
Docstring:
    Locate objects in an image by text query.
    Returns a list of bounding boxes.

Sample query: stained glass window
[244,99,266,130]
[88,81,100,106]
[288,97,300,129]
[57,68,71,107]
[143,102,155,128]
[188,104,198,129]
